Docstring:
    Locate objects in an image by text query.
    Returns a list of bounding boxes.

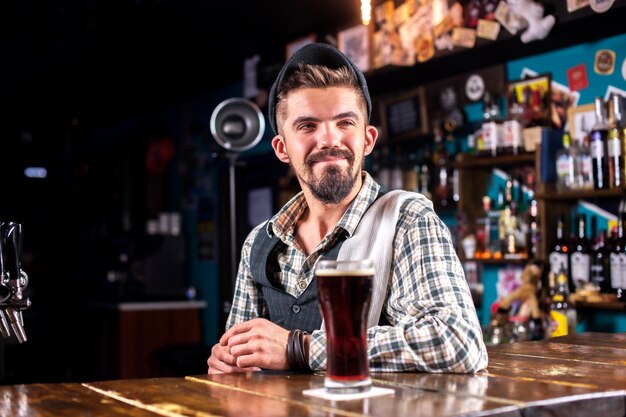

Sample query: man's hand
[221,318,291,371]
[207,342,261,374]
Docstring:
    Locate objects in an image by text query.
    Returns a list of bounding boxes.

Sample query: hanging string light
[361,0,371,25]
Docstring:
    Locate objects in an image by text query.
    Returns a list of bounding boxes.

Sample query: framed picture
[568,103,595,142]
[338,24,371,73]
[285,34,316,61]
[520,68,580,131]
[378,86,429,142]
[507,73,552,127]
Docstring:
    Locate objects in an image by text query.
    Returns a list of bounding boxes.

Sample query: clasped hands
[207,318,290,374]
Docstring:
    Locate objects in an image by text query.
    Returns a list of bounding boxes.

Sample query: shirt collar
[266,171,380,241]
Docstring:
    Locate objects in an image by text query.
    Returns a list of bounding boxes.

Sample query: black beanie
[267,43,372,135]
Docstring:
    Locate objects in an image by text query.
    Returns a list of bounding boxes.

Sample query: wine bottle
[610,213,626,301]
[549,214,569,277]
[608,94,623,188]
[548,268,577,337]
[591,223,612,294]
[590,97,609,190]
[570,214,591,291]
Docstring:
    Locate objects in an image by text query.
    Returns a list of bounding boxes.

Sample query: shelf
[460,257,529,265]
[453,152,535,169]
[573,300,626,311]
[535,188,625,201]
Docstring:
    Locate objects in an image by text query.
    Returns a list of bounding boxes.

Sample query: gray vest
[249,229,346,333]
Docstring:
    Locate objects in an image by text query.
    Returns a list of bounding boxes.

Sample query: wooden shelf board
[453,152,535,169]
[535,188,625,201]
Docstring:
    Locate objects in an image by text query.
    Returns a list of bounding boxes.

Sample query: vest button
[292,305,301,314]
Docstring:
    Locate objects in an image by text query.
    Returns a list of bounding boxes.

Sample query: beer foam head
[315,268,375,277]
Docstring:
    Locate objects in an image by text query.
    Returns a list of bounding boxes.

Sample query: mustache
[305,148,354,166]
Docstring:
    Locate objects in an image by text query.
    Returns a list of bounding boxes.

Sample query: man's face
[272,86,377,205]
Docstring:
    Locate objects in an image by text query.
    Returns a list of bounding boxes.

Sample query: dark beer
[316,268,373,385]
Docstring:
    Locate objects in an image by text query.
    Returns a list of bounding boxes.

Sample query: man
[207,43,488,374]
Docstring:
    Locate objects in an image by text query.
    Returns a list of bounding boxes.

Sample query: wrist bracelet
[286,329,312,372]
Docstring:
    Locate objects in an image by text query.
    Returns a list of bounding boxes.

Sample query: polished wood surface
[1,332,625,417]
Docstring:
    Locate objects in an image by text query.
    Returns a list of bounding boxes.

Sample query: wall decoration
[285,34,316,61]
[378,86,428,142]
[568,103,595,142]
[416,33,435,63]
[507,73,552,127]
[465,74,486,101]
[507,0,556,43]
[604,85,626,101]
[589,0,615,13]
[594,49,616,75]
[567,63,590,91]
[371,0,413,67]
[521,68,580,130]
[495,2,521,35]
[567,0,590,12]
[338,24,371,72]
[398,1,432,64]
[451,27,477,48]
[476,19,501,40]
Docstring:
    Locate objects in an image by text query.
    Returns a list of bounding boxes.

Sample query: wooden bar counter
[1,333,625,417]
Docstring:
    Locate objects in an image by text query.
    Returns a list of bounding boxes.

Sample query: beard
[299,148,359,205]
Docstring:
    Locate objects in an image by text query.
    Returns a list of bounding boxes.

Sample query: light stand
[209,98,265,299]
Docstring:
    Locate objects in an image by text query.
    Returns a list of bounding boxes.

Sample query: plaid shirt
[226,172,488,373]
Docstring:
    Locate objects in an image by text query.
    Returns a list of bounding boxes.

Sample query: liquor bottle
[548,268,577,337]
[577,133,594,190]
[611,212,626,301]
[369,149,381,181]
[499,177,517,257]
[480,92,501,157]
[402,152,419,192]
[480,195,493,258]
[608,94,625,189]
[590,96,609,190]
[502,92,523,155]
[432,127,452,208]
[389,145,404,190]
[526,192,540,259]
[555,132,575,192]
[377,145,392,192]
[591,223,612,294]
[467,132,477,155]
[570,214,591,291]
[419,163,431,199]
[549,214,569,277]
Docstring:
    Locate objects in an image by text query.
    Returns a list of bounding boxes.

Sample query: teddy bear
[507,0,556,43]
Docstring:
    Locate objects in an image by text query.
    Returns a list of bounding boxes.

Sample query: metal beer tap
[0,222,30,343]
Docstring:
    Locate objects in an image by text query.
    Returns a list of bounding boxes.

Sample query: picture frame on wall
[568,103,595,142]
[378,86,429,142]
[338,24,371,73]
[507,73,552,127]
[285,34,317,61]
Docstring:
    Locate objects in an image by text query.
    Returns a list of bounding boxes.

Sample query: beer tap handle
[0,309,10,338]
[5,222,22,286]
[6,308,26,343]
[0,222,6,284]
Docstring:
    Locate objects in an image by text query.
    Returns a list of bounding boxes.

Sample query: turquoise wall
[507,33,626,105]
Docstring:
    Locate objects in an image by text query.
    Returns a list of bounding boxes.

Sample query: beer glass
[315,259,373,393]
